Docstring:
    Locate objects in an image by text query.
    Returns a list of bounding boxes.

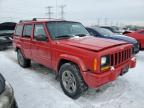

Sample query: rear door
[31,23,52,68]
[21,24,33,58]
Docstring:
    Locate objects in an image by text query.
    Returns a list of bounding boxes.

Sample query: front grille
[110,48,132,66]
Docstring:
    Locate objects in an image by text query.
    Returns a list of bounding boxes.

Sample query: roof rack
[19,18,65,23]
[32,18,65,21]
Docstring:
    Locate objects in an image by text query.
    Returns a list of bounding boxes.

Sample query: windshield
[47,21,89,39]
[93,27,114,37]
[0,30,14,37]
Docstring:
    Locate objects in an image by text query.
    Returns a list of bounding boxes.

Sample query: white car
[0,73,18,108]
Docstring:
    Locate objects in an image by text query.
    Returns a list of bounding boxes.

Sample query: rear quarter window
[15,24,23,36]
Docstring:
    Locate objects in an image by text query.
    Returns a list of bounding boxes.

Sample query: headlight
[101,55,110,71]
[101,55,110,66]
[101,57,107,65]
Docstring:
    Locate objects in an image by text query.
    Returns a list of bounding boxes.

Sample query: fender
[57,54,87,72]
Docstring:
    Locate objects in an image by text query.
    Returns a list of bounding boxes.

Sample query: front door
[31,23,52,68]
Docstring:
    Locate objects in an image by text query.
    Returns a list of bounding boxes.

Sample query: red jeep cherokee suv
[13,19,136,99]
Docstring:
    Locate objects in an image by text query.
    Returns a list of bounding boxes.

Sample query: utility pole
[104,18,108,26]
[46,6,53,19]
[116,22,119,27]
[97,18,100,26]
[111,20,113,26]
[59,5,66,20]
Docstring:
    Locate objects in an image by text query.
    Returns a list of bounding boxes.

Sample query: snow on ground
[0,49,144,108]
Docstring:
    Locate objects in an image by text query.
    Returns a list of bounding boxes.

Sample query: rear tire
[17,49,31,68]
[59,63,87,99]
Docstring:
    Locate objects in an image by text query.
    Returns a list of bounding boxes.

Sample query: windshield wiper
[75,34,87,37]
[55,35,74,39]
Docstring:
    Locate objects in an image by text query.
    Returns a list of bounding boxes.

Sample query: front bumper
[82,57,136,88]
[0,82,15,108]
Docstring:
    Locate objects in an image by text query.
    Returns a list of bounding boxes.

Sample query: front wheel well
[58,59,78,72]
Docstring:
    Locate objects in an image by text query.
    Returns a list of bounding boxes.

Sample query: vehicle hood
[57,36,128,51]
[108,34,138,44]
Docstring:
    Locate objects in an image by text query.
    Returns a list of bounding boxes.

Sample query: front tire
[59,63,87,99]
[17,49,31,68]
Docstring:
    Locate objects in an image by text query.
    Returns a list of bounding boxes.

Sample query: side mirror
[35,35,48,41]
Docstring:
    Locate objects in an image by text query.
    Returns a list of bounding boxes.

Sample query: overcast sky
[0,0,144,26]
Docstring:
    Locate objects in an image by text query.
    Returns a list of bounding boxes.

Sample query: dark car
[0,22,16,51]
[0,36,12,51]
[0,73,18,108]
[86,27,139,54]
[101,26,122,34]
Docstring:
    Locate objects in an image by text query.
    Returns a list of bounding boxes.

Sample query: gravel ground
[0,49,144,108]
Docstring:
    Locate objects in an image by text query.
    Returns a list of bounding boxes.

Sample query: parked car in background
[125,29,144,49]
[86,27,139,54]
[0,36,12,51]
[0,73,18,108]
[101,26,122,34]
[0,22,16,51]
[13,18,136,99]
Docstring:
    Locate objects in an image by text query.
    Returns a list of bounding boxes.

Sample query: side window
[86,28,95,36]
[23,25,33,38]
[87,28,99,36]
[34,24,47,41]
[15,25,23,36]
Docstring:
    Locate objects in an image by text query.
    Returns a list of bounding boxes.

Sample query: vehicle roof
[86,26,100,29]
[18,19,79,25]
[86,26,112,32]
[101,26,112,28]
